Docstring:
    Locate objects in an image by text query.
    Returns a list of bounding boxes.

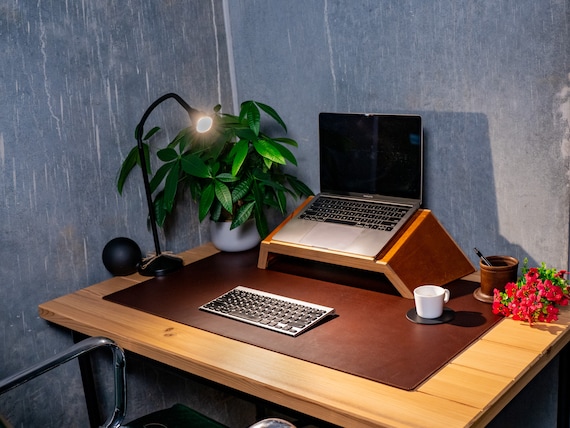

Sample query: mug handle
[443,289,450,304]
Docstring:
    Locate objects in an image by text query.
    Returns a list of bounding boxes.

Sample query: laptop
[272,112,423,257]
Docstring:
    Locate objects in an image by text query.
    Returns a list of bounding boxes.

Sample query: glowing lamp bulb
[196,116,213,133]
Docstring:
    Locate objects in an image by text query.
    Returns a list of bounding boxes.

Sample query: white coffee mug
[414,285,450,319]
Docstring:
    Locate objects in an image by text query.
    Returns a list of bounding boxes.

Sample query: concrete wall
[0,1,248,426]
[0,0,568,426]
[228,0,570,270]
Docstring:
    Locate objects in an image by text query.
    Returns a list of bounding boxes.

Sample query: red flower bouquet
[492,259,569,326]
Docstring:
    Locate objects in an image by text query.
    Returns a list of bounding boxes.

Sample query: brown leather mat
[104,248,501,390]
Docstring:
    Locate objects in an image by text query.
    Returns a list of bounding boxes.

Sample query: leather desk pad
[104,249,501,390]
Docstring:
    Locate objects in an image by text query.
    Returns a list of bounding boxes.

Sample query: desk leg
[558,344,569,428]
[72,332,102,428]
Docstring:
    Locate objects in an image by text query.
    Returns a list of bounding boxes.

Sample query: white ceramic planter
[210,219,261,252]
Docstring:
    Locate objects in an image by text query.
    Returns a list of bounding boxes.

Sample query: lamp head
[195,115,213,133]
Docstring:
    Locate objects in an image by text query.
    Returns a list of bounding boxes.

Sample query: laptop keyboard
[299,197,410,231]
[199,286,335,336]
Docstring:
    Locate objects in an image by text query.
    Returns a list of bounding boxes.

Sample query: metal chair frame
[0,336,296,428]
[0,336,126,428]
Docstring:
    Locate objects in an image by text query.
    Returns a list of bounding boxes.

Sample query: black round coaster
[406,307,455,324]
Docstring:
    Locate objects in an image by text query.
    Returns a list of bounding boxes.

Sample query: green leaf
[210,200,222,222]
[198,183,216,222]
[256,101,287,132]
[269,139,297,165]
[202,130,229,160]
[230,139,249,175]
[162,160,180,212]
[187,179,201,201]
[253,139,286,164]
[273,137,298,147]
[241,101,261,136]
[252,180,269,238]
[142,143,151,174]
[157,147,178,162]
[234,127,258,142]
[214,180,233,214]
[153,191,167,227]
[253,169,279,190]
[231,201,255,230]
[275,189,287,214]
[218,113,242,127]
[216,172,239,183]
[181,153,211,178]
[210,161,220,176]
[149,162,174,194]
[231,177,252,201]
[251,179,264,213]
[169,127,192,152]
[142,126,161,141]
[285,174,314,197]
[255,210,269,238]
[117,146,141,194]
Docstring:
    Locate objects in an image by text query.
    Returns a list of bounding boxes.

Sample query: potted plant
[117,100,313,249]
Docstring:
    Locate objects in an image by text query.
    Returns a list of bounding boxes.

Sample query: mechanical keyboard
[199,286,335,336]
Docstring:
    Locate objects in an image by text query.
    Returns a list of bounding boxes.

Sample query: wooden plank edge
[38,296,479,428]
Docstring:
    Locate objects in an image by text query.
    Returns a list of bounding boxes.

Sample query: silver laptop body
[272,112,423,258]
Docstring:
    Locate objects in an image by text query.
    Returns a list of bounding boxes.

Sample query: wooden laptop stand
[258,197,475,299]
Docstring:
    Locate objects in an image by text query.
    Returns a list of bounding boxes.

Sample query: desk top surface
[103,248,500,391]
[39,243,570,428]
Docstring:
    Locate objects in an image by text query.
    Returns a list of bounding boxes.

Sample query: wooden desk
[39,243,570,428]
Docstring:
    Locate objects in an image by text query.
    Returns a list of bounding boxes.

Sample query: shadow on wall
[419,111,528,270]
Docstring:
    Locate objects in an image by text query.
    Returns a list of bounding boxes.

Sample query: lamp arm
[135,93,199,142]
[134,93,200,275]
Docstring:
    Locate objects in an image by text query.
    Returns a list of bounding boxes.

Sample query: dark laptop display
[319,113,422,200]
[272,112,423,258]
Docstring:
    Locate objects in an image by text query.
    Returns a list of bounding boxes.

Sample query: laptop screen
[319,113,423,201]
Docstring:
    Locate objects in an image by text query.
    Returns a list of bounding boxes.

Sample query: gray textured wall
[1,0,569,426]
[228,0,570,270]
[0,1,249,426]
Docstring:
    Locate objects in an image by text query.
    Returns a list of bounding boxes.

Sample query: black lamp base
[138,253,183,277]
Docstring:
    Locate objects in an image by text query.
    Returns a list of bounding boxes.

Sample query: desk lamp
[135,93,213,276]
